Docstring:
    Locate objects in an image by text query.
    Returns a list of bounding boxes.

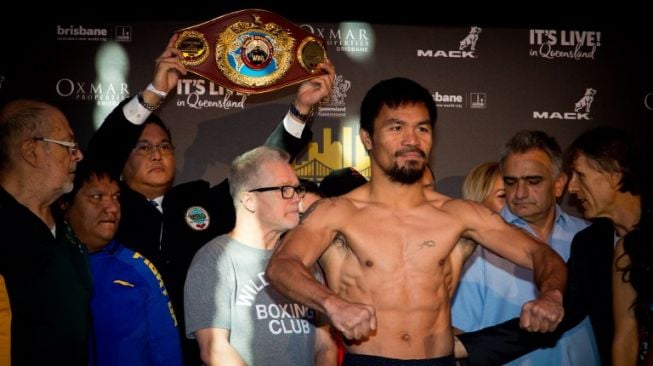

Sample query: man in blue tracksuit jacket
[60,159,182,365]
[88,239,182,366]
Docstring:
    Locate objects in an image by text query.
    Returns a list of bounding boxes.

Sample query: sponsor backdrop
[1,17,651,202]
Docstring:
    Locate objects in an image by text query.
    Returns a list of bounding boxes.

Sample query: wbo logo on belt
[174,9,327,94]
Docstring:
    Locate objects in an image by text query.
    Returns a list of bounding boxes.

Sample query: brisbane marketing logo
[56,25,132,42]
[529,29,600,60]
[432,91,464,109]
[431,90,487,109]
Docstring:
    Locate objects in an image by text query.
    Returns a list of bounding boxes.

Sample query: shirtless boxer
[267,77,566,366]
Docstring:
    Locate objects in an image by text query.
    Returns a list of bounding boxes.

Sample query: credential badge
[185,206,210,231]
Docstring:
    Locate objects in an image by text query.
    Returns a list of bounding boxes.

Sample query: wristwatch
[289,103,316,123]
[137,92,162,112]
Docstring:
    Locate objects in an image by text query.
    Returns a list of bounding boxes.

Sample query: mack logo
[533,88,596,120]
[417,50,476,58]
[532,112,590,120]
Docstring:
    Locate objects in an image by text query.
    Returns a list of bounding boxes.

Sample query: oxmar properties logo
[529,29,600,60]
[55,79,130,106]
[300,24,371,54]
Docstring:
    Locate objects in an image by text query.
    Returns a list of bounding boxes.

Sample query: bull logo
[459,26,482,51]
[574,88,597,113]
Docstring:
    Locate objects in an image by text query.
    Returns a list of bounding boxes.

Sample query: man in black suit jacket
[0,100,90,365]
[456,126,643,366]
[88,35,336,365]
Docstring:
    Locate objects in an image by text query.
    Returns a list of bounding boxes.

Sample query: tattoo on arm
[420,240,436,248]
[299,199,326,223]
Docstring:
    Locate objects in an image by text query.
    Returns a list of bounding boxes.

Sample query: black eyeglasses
[249,185,306,199]
[32,137,80,155]
[133,141,175,156]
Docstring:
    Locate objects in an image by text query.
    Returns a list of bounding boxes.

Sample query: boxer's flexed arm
[267,198,377,340]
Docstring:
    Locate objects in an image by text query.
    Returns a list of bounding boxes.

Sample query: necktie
[149,200,162,213]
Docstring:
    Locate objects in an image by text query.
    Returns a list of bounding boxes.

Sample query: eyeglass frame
[248,185,306,199]
[32,137,80,155]
[132,141,175,156]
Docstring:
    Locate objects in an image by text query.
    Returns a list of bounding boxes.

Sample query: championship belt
[174,9,327,94]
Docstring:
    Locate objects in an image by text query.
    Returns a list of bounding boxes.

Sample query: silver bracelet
[137,92,162,111]
[146,83,168,98]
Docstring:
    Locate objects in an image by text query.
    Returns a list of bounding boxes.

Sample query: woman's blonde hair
[462,162,501,203]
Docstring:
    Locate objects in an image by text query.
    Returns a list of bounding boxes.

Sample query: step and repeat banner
[1,17,651,198]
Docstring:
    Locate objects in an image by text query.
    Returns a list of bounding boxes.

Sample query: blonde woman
[462,162,505,213]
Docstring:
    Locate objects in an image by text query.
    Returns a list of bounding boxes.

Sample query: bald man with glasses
[0,99,90,365]
[32,137,81,155]
[185,146,336,366]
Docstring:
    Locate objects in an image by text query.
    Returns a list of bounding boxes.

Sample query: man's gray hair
[499,130,563,177]
[228,146,291,204]
[0,100,54,171]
